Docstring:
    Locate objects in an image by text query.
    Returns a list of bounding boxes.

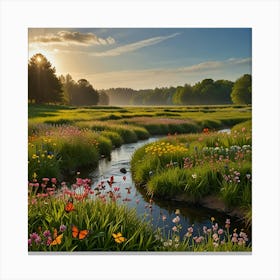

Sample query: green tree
[98,90,110,105]
[231,74,252,104]
[172,84,193,105]
[71,79,99,106]
[59,74,76,104]
[28,53,63,104]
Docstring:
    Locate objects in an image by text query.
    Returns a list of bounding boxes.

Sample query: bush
[100,131,124,147]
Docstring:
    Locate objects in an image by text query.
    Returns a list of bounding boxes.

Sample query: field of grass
[28,104,252,252]
[28,104,251,180]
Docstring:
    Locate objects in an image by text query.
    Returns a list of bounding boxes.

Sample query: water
[88,137,250,239]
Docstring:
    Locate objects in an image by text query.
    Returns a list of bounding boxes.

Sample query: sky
[28,28,252,90]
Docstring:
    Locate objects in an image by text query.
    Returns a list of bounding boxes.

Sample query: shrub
[100,131,123,147]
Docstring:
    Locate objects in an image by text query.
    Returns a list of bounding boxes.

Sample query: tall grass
[28,177,251,252]
[131,129,252,220]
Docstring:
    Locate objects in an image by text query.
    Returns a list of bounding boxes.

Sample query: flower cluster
[144,142,188,157]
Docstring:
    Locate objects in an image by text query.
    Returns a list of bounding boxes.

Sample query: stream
[87,135,250,239]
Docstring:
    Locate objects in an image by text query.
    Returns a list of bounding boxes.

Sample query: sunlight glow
[36,56,42,63]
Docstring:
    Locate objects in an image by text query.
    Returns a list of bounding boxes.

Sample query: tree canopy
[231,74,252,104]
[28,53,63,104]
[59,75,100,106]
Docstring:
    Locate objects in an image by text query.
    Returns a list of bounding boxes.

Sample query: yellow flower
[211,217,215,222]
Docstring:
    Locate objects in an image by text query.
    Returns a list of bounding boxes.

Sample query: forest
[28,53,252,106]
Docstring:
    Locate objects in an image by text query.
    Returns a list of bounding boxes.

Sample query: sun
[36,56,42,63]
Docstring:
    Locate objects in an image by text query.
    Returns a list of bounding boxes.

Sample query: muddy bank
[171,193,246,219]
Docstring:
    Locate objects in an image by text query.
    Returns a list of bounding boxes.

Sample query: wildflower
[238,238,246,246]
[212,233,219,242]
[163,240,172,247]
[212,223,218,231]
[218,229,224,235]
[172,216,180,223]
[43,230,51,238]
[211,217,215,222]
[172,226,178,232]
[191,173,197,179]
[28,239,32,247]
[175,209,180,215]
[194,236,204,243]
[225,219,231,229]
[203,226,207,234]
[162,215,167,221]
[239,231,248,241]
[113,187,120,192]
[30,232,41,244]
[59,225,67,232]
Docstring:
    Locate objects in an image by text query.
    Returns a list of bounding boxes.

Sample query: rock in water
[120,168,127,174]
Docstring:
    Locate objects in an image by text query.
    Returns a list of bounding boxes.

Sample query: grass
[28,177,251,252]
[28,105,252,250]
[131,124,252,223]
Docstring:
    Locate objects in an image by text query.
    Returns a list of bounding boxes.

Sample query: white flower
[172,216,180,223]
[192,173,197,179]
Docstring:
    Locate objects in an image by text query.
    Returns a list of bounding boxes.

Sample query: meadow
[28,104,252,252]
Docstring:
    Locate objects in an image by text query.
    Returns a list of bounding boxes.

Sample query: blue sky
[29,28,251,89]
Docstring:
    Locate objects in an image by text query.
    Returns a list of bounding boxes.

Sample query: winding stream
[89,136,250,239]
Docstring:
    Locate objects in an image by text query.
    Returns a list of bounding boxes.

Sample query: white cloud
[90,33,180,57]
[29,31,115,46]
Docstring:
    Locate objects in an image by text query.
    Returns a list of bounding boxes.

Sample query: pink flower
[212,233,219,242]
[218,229,224,235]
[113,187,120,192]
[42,178,49,182]
[162,215,167,221]
[43,230,51,238]
[51,178,57,184]
[59,225,67,232]
[172,216,180,223]
[203,226,207,234]
[172,226,178,232]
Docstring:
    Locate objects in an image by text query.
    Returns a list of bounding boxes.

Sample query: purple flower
[30,232,41,244]
[43,230,51,238]
[28,238,32,247]
[30,232,39,240]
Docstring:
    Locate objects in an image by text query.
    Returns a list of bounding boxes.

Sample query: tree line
[28,53,251,106]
